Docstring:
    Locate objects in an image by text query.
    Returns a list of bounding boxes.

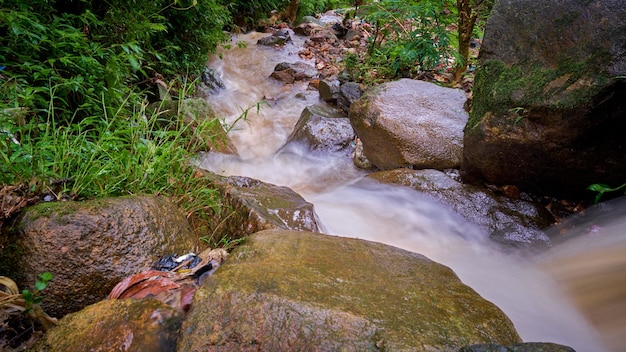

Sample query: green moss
[469,51,611,129]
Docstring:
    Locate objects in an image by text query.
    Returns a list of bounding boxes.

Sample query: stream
[197,31,614,351]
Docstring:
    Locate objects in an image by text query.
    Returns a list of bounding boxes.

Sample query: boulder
[32,298,184,352]
[294,21,324,36]
[270,61,318,84]
[281,104,354,155]
[200,171,321,240]
[462,0,626,198]
[349,79,468,170]
[257,29,292,46]
[178,229,521,351]
[367,169,555,248]
[0,195,200,317]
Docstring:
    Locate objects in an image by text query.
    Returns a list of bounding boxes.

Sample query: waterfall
[198,31,614,352]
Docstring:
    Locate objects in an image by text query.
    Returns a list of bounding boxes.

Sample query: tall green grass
[1,81,224,240]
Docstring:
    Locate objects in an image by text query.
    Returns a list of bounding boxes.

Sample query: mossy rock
[178,229,521,351]
[462,0,626,198]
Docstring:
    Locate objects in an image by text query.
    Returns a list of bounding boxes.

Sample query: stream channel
[196,31,613,351]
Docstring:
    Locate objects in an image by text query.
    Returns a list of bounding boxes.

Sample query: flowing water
[197,31,621,351]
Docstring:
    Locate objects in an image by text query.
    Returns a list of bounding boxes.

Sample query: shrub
[345,0,454,84]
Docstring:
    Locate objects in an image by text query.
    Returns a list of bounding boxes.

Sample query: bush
[297,0,353,22]
[345,0,454,83]
[225,0,290,29]
[0,1,229,219]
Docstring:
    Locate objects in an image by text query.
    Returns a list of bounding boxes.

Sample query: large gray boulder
[0,195,200,317]
[178,229,521,351]
[350,79,469,171]
[462,0,626,198]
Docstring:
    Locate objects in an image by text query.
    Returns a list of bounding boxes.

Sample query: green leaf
[34,280,47,291]
[22,289,33,302]
[587,183,611,192]
[38,272,54,282]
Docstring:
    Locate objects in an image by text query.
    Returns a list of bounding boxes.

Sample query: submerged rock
[270,61,318,84]
[367,169,554,249]
[178,229,521,351]
[0,195,200,317]
[350,79,468,171]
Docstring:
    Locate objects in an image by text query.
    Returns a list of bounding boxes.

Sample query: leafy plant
[0,273,57,330]
[346,0,453,83]
[587,183,626,204]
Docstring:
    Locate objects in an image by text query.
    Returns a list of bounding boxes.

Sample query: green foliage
[297,0,353,21]
[22,272,53,310]
[0,0,229,129]
[2,80,223,198]
[225,0,289,29]
[346,0,453,84]
[22,271,53,311]
[588,183,626,204]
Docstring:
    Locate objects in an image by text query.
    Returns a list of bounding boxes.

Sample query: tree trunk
[454,0,478,82]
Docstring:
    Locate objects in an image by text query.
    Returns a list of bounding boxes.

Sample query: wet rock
[200,171,321,240]
[32,298,183,352]
[0,195,200,317]
[337,81,361,112]
[353,137,374,170]
[257,29,292,46]
[199,67,225,91]
[270,61,318,84]
[367,169,554,249]
[318,79,340,102]
[178,229,521,351]
[460,342,575,352]
[281,104,354,155]
[350,79,468,171]
[294,21,324,36]
[462,0,626,198]
[147,98,238,155]
[309,29,338,43]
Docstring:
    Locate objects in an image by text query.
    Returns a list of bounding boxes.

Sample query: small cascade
[198,31,613,352]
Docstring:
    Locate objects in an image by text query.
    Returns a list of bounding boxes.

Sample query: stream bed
[197,31,612,351]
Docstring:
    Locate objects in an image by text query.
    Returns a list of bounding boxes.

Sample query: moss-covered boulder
[0,195,200,317]
[462,0,626,198]
[200,171,321,241]
[32,298,184,352]
[178,229,521,351]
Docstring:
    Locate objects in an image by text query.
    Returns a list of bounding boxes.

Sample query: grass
[1,79,225,241]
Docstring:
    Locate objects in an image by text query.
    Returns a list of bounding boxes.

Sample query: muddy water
[198,31,613,351]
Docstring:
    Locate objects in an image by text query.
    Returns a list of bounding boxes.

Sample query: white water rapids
[197,31,621,351]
